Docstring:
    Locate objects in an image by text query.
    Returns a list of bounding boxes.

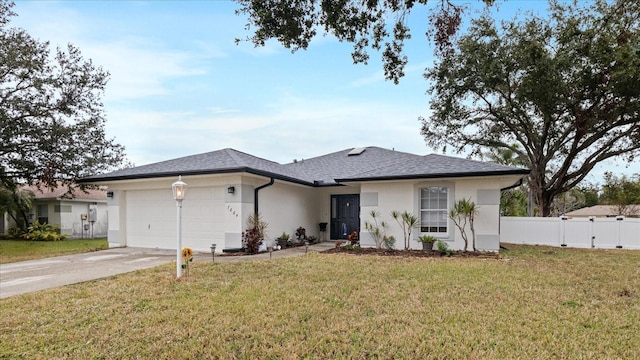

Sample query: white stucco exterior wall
[359,175,523,251]
[259,181,320,245]
[97,171,523,253]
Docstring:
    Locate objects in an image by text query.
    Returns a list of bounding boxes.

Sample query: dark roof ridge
[423,153,529,171]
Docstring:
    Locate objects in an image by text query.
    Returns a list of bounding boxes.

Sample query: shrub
[436,240,453,256]
[242,213,268,254]
[344,244,361,252]
[24,221,67,241]
[7,227,26,239]
[242,228,261,254]
[295,226,306,242]
[382,235,396,250]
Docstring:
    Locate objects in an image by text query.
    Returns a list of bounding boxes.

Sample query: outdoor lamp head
[172,175,187,201]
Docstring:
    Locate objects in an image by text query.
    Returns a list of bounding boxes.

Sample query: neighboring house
[2,184,108,238]
[565,204,640,218]
[79,147,528,252]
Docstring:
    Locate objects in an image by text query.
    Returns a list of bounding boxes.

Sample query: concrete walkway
[0,242,335,299]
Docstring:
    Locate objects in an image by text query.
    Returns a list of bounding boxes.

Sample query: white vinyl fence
[501,216,640,249]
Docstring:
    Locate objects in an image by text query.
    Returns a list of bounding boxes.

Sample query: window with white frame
[420,187,449,233]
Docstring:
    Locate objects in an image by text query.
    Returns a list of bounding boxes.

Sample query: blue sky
[10,0,638,183]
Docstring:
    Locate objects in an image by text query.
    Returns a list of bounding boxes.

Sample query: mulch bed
[321,246,501,259]
[216,244,501,259]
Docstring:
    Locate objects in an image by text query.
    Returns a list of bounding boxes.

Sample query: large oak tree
[422,0,640,216]
[0,1,125,191]
[235,0,494,84]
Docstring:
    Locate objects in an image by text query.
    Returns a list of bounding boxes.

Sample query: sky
[9,0,639,184]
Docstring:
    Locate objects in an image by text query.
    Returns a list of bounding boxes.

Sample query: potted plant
[295,226,306,244]
[307,235,317,244]
[277,232,290,248]
[418,235,437,251]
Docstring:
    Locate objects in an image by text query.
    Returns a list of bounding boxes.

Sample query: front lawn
[0,238,108,263]
[0,244,638,359]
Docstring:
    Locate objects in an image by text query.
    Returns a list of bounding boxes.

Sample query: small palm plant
[363,210,388,249]
[449,198,478,251]
[391,210,419,250]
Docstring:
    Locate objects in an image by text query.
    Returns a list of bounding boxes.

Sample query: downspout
[254,177,275,216]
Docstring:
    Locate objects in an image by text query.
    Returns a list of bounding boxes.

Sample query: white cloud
[88,37,210,100]
[104,91,431,166]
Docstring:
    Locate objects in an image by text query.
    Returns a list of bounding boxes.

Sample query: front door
[330,194,360,240]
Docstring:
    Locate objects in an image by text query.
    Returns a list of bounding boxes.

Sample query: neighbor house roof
[566,205,640,217]
[23,183,107,201]
[79,146,529,186]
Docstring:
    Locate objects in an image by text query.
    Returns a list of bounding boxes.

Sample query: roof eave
[78,167,316,187]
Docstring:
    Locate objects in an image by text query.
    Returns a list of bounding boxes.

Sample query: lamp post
[210,243,217,262]
[172,175,187,278]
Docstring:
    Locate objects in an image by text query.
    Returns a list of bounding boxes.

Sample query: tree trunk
[530,166,555,217]
[19,208,30,229]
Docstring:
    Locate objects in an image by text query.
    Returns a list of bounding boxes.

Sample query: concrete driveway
[0,242,335,299]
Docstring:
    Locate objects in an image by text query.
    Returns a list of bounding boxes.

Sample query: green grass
[0,238,108,263]
[1,244,639,359]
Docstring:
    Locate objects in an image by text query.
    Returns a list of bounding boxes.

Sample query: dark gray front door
[330,194,360,240]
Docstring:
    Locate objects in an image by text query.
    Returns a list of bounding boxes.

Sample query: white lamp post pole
[176,199,183,277]
[172,175,187,278]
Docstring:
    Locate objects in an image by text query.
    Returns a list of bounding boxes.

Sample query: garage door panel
[125,187,224,251]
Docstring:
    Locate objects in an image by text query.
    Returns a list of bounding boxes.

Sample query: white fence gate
[501,217,640,249]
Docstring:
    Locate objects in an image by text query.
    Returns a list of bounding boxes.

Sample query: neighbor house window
[37,204,48,224]
[420,187,448,233]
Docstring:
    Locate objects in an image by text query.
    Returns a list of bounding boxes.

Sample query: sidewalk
[0,242,335,299]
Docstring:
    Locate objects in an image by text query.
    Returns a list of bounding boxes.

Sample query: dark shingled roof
[80,146,529,185]
[81,148,309,185]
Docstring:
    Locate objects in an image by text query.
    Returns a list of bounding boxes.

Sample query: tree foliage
[500,189,528,217]
[600,172,640,216]
[0,177,34,230]
[423,0,640,216]
[234,0,494,84]
[550,188,586,217]
[0,1,125,190]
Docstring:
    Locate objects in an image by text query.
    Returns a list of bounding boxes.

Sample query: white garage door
[125,187,224,252]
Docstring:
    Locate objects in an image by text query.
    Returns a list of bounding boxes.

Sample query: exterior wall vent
[348,147,367,156]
